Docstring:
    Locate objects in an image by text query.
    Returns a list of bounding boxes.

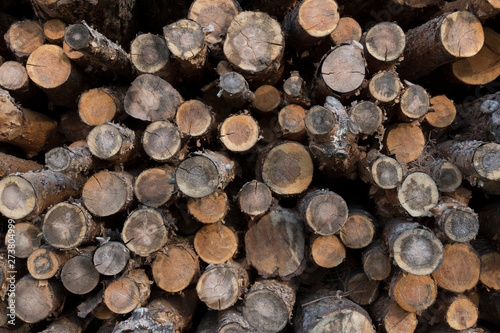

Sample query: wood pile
[0,0,499,332]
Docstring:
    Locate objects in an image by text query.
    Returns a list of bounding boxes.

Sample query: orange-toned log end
[27,247,68,280]
[194,223,238,264]
[390,273,437,313]
[176,100,213,138]
[385,123,426,163]
[78,88,121,126]
[480,251,500,290]
[5,20,45,58]
[43,19,65,44]
[384,301,418,333]
[446,295,478,330]
[441,11,485,58]
[254,85,281,112]
[219,114,260,153]
[278,104,306,139]
[330,17,362,45]
[238,180,273,217]
[104,278,141,314]
[340,209,375,249]
[311,235,346,268]
[188,190,229,223]
[134,166,176,208]
[60,254,100,295]
[426,95,456,128]
[432,243,480,293]
[26,44,72,89]
[343,271,380,305]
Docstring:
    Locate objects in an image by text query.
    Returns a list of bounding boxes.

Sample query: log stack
[0,0,499,332]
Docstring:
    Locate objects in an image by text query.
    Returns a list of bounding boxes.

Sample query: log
[283,0,339,49]
[152,237,200,293]
[196,261,249,310]
[0,89,61,157]
[14,275,65,323]
[0,152,42,179]
[330,17,362,45]
[134,166,176,208]
[397,172,440,217]
[26,44,88,107]
[298,189,349,236]
[224,11,284,85]
[59,112,93,143]
[435,140,500,185]
[385,123,426,163]
[0,61,44,107]
[254,85,281,113]
[193,222,238,264]
[293,289,375,332]
[382,220,444,275]
[219,113,260,153]
[348,101,384,135]
[4,20,44,59]
[45,145,94,174]
[437,0,500,22]
[362,22,405,71]
[0,169,83,220]
[124,74,184,122]
[176,150,236,198]
[342,271,380,305]
[398,83,430,121]
[367,70,403,104]
[7,222,41,259]
[237,180,273,217]
[78,87,125,126]
[104,269,151,314]
[218,72,255,108]
[358,150,403,189]
[61,252,100,295]
[389,271,438,312]
[112,307,175,333]
[81,171,134,217]
[27,246,73,280]
[245,206,305,278]
[146,289,199,332]
[43,201,100,250]
[187,189,229,223]
[142,120,184,162]
[432,243,481,293]
[129,33,172,78]
[339,209,376,249]
[362,241,392,281]
[311,234,346,268]
[122,208,172,257]
[398,11,484,81]
[242,279,296,332]
[371,294,418,333]
[217,308,255,333]
[43,19,65,44]
[472,240,500,290]
[39,314,90,333]
[175,100,214,138]
[283,71,310,107]
[278,104,307,140]
[93,241,130,276]
[424,158,462,193]
[258,141,313,195]
[430,197,479,243]
[87,123,138,164]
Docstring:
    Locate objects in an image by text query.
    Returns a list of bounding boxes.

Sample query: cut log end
[278,104,306,137]
[368,71,402,103]
[0,175,35,220]
[473,142,500,181]
[194,223,238,264]
[9,222,41,258]
[176,155,219,198]
[363,247,391,281]
[176,100,213,137]
[164,19,205,61]
[130,33,170,74]
[0,61,28,91]
[188,189,229,223]
[93,241,130,276]
[61,254,100,295]
[27,247,64,279]
[344,271,380,305]
[305,105,336,137]
[44,147,72,172]
[441,210,479,243]
[440,11,484,58]
[15,276,64,323]
[26,44,71,89]
[311,235,346,268]
[297,0,339,38]
[143,121,182,162]
[330,17,362,45]
[220,114,260,152]
[87,124,124,160]
[383,302,418,333]
[349,101,383,135]
[78,88,120,126]
[480,251,500,290]
[386,123,425,163]
[390,273,437,312]
[426,95,456,128]
[299,190,348,236]
[400,85,430,119]
[134,167,175,208]
[365,22,405,62]
[446,295,478,330]
[398,172,440,217]
[6,20,45,58]
[340,210,375,249]
[238,180,273,216]
[43,19,65,44]
[371,155,403,189]
[432,161,462,192]
[254,85,281,112]
[104,278,141,314]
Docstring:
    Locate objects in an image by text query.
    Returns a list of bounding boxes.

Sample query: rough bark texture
[45,145,94,174]
[0,152,42,179]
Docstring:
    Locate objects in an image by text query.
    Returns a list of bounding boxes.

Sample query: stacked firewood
[0,0,499,332]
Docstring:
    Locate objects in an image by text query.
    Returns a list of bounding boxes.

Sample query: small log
[134,165,176,208]
[424,158,463,193]
[254,85,281,113]
[216,308,255,332]
[26,44,88,107]
[187,189,229,223]
[122,208,172,257]
[197,261,249,310]
[283,0,339,49]
[0,152,42,179]
[59,112,93,143]
[311,234,346,268]
[385,123,426,163]
[435,140,500,185]
[219,113,260,153]
[0,89,61,157]
[124,74,184,122]
[64,22,133,76]
[7,222,42,258]
[45,145,94,174]
[43,201,100,250]
[0,169,83,220]
[258,141,313,195]
[358,150,403,189]
[340,209,375,249]
[431,198,479,243]
[432,243,481,293]
[398,84,430,121]
[283,71,310,107]
[82,171,134,217]
[43,19,65,44]
[4,20,44,59]
[398,11,484,81]
[14,275,65,323]
[294,289,375,332]
[298,189,348,236]
[362,22,405,71]
[348,101,384,135]
[245,206,305,278]
[78,87,125,126]
[389,271,438,312]
[224,11,284,85]
[397,172,440,217]
[438,293,479,330]
[371,294,418,333]
[175,100,214,138]
[93,241,130,276]
[87,123,138,164]
[146,289,198,332]
[242,279,296,332]
[40,314,90,333]
[437,0,500,22]
[367,70,403,104]
[194,222,238,264]
[143,120,184,162]
[342,271,380,305]
[129,33,172,78]
[237,180,273,217]
[112,307,175,333]
[176,150,236,198]
[104,269,152,314]
[27,246,73,280]
[278,104,307,140]
[218,72,255,108]
[0,61,44,107]
[382,220,444,275]
[472,240,500,290]
[363,241,392,281]
[61,252,100,295]
[330,17,362,45]
[152,237,200,293]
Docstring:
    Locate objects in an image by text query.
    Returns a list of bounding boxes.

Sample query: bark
[0,61,45,108]
[367,70,403,104]
[219,113,260,153]
[194,222,238,264]
[87,123,138,164]
[330,17,362,45]
[430,197,479,243]
[358,150,403,189]
[45,145,95,174]
[283,71,310,107]
[218,308,256,333]
[134,165,176,208]
[0,169,83,220]
[218,72,255,108]
[362,22,405,71]
[78,87,125,126]
[363,241,392,281]
[0,152,42,179]
[237,180,273,217]
[43,19,65,44]
[397,171,440,217]
[187,189,229,223]
[348,101,384,135]
[385,122,426,163]
[254,0,297,20]
[437,0,500,22]
[370,294,418,333]
[479,290,500,326]
[142,120,185,162]
[4,20,44,59]
[27,246,74,280]
[176,100,214,139]
[478,201,500,247]
[8,222,41,258]
[389,271,438,312]
[104,268,152,314]
[311,234,346,268]
[339,209,376,249]
[40,314,91,333]
[278,104,307,140]
[61,251,100,295]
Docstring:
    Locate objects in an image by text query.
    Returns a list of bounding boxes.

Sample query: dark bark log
[437,0,500,22]
[341,270,380,305]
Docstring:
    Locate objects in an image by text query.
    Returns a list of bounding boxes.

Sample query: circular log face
[130,33,170,73]
[301,190,349,235]
[298,0,339,38]
[442,210,479,243]
[7,20,45,56]
[176,156,219,198]
[279,104,306,135]
[368,71,401,103]
[15,276,62,323]
[164,19,205,60]
[440,11,484,58]
[152,246,199,292]
[43,202,89,249]
[371,155,403,189]
[61,255,100,295]
[311,235,345,268]
[104,278,140,314]
[400,85,430,119]
[238,180,273,216]
[330,17,362,45]
[194,223,238,264]
[87,124,123,160]
[220,114,260,152]
[386,123,426,163]
[473,142,500,180]
[398,172,439,217]
[0,175,36,219]
[349,101,383,135]
[176,100,213,137]
[446,296,478,330]
[26,45,71,89]
[134,167,175,208]
[311,310,374,332]
[0,61,28,90]
[122,208,169,257]
[28,248,61,279]
[243,289,289,331]
[82,171,130,217]
[305,106,335,136]
[320,44,365,94]
[188,190,228,223]
[365,22,405,62]
[391,274,437,312]
[196,266,240,310]
[142,120,182,161]
[79,88,118,126]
